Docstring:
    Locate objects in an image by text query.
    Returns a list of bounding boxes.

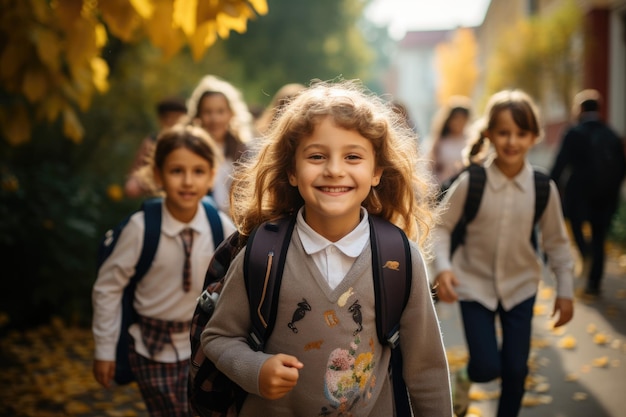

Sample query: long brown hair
[230,79,437,246]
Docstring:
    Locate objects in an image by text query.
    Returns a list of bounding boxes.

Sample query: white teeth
[320,187,349,193]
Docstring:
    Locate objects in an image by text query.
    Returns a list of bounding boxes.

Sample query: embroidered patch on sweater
[321,335,376,414]
[337,287,354,307]
[324,310,339,327]
[348,300,362,335]
[304,340,324,351]
[287,298,311,333]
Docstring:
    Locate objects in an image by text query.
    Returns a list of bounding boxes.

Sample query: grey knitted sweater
[202,230,453,417]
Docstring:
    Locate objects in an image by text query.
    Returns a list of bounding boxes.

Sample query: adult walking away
[550,89,626,296]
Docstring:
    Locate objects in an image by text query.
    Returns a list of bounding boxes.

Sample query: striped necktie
[180,228,194,292]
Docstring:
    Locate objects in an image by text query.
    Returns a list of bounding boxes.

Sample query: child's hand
[552,297,574,327]
[435,271,459,303]
[93,359,116,389]
[259,353,303,400]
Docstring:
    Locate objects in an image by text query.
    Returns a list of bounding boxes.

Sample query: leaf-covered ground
[0,318,146,417]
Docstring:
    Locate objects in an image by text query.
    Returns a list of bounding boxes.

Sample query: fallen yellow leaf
[573,392,588,401]
[522,393,552,406]
[465,405,483,417]
[593,332,610,345]
[550,325,566,336]
[592,356,609,368]
[558,335,577,349]
[533,304,547,316]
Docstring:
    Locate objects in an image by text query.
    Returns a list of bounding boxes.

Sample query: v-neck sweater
[202,229,453,416]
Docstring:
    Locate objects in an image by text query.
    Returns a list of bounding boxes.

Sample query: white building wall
[395,47,439,144]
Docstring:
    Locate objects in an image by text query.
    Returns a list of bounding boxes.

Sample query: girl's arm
[201,249,283,396]
[540,181,575,325]
[92,213,143,386]
[402,244,454,416]
[432,171,470,299]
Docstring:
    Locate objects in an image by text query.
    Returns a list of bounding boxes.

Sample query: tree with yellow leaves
[485,0,582,114]
[0,0,267,145]
[434,27,479,105]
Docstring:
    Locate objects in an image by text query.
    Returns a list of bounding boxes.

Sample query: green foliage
[609,198,626,247]
[0,124,137,329]
[224,0,376,107]
[0,0,380,330]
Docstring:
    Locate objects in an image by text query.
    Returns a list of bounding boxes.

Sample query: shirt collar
[485,157,534,192]
[161,201,210,237]
[296,207,370,257]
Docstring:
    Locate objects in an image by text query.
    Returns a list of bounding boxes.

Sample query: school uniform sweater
[92,201,236,363]
[202,228,453,417]
[432,159,575,311]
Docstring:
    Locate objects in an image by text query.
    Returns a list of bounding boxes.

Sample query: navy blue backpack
[96,196,224,385]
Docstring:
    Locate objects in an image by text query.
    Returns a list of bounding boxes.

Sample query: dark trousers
[567,200,616,290]
[460,296,535,417]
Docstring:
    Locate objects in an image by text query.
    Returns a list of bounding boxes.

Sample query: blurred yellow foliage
[107,184,125,202]
[434,27,479,105]
[0,0,267,145]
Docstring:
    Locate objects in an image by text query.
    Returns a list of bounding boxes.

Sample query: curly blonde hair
[186,75,254,160]
[230,79,437,247]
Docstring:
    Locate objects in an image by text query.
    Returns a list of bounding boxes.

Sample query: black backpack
[96,196,224,385]
[188,214,414,417]
[447,164,551,257]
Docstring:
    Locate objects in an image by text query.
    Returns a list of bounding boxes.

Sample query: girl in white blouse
[92,124,236,417]
[432,89,574,417]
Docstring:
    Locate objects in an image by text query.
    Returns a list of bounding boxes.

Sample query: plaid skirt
[129,338,190,417]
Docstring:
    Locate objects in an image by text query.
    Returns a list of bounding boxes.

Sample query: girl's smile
[487,109,537,178]
[155,147,215,223]
[289,117,381,241]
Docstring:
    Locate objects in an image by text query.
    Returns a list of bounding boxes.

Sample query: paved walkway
[437,244,626,417]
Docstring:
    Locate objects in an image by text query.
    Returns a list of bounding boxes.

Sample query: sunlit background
[1,1,626,415]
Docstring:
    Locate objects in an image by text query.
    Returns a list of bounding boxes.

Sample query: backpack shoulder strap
[533,170,550,225]
[450,164,486,257]
[133,197,162,283]
[368,215,412,417]
[531,170,551,251]
[464,164,487,224]
[244,215,297,351]
[368,215,412,347]
[201,196,224,248]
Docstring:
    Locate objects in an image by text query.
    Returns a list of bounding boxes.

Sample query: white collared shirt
[92,200,236,362]
[296,207,370,289]
[432,158,574,311]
